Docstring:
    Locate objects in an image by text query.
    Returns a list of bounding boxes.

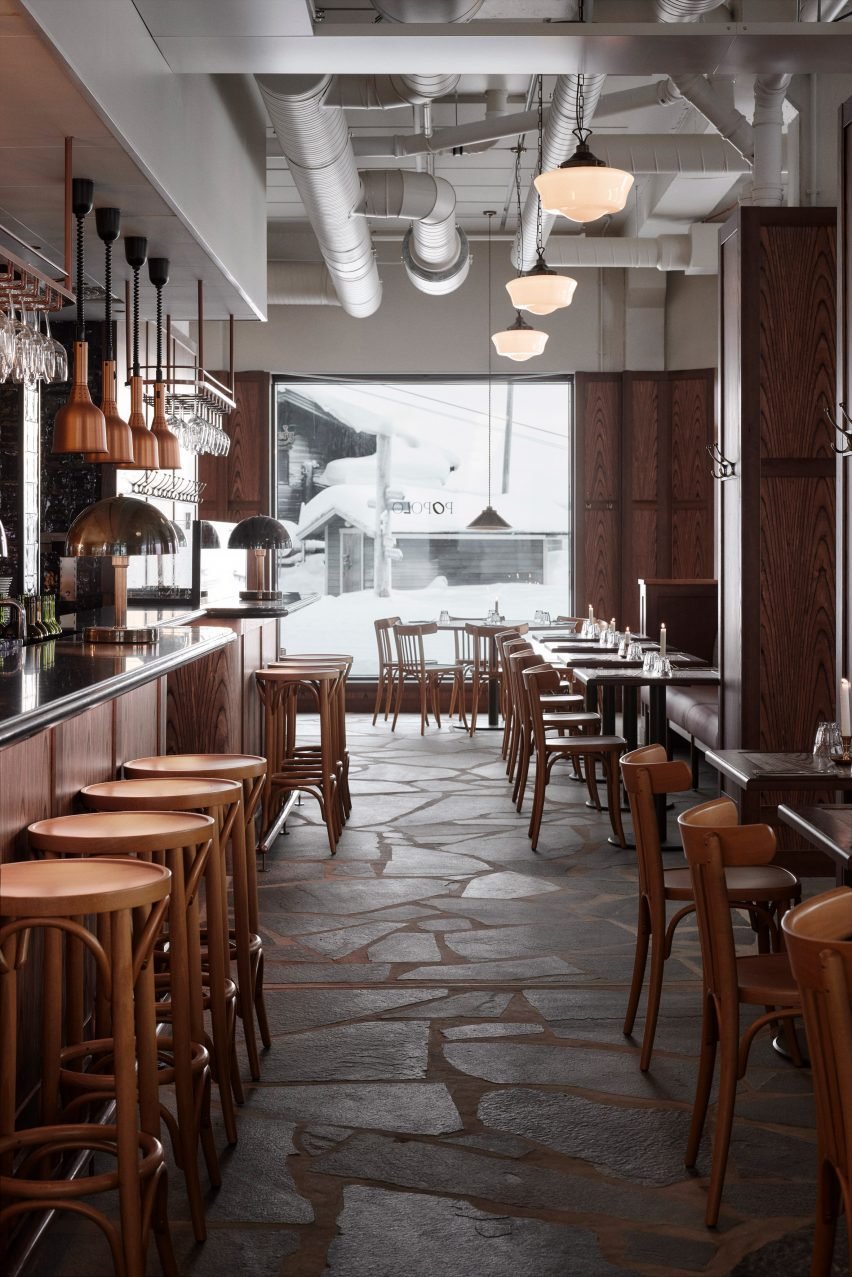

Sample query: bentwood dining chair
[391,622,462,735]
[783,888,852,1276]
[372,616,401,725]
[621,746,800,1072]
[678,798,804,1228]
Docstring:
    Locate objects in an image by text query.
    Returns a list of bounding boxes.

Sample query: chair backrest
[503,645,535,717]
[678,798,778,1018]
[493,628,522,665]
[374,617,401,668]
[783,888,852,1193]
[464,623,496,673]
[393,622,436,675]
[556,616,583,631]
[620,745,692,904]
[521,663,561,753]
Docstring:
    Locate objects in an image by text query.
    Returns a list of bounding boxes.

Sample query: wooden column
[838,100,852,697]
[718,208,837,756]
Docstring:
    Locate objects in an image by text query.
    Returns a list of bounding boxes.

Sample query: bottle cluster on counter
[20,594,62,641]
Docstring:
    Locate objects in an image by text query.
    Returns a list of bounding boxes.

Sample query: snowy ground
[280,567,572,677]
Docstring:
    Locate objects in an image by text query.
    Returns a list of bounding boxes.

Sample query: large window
[274,378,572,677]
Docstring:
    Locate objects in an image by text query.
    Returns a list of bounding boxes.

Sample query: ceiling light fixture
[84,207,134,465]
[534,73,634,224]
[148,257,181,471]
[506,78,577,316]
[123,236,158,471]
[468,212,511,532]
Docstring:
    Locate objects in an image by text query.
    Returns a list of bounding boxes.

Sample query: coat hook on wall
[706,442,736,481]
[823,402,852,457]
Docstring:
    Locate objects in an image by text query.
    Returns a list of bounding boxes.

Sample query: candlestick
[588,604,594,622]
[842,679,852,738]
[659,624,666,659]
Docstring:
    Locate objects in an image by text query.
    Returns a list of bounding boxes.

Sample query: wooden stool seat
[28,812,221,1243]
[82,776,240,808]
[0,858,176,1277]
[123,756,269,1086]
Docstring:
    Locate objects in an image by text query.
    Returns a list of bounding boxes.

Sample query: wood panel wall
[574,368,714,629]
[839,101,852,704]
[718,208,837,765]
[199,371,272,521]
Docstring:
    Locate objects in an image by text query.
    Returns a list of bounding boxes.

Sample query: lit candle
[610,617,616,630]
[842,678,851,737]
[588,604,594,622]
[659,624,666,658]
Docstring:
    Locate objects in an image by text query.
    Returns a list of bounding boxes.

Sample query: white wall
[665,273,718,371]
[203,245,634,377]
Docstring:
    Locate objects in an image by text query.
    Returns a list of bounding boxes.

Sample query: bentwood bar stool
[27,809,221,1244]
[123,754,268,1084]
[79,780,247,1144]
[0,858,177,1277]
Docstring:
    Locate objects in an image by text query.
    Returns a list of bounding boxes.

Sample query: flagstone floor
[30,716,848,1277]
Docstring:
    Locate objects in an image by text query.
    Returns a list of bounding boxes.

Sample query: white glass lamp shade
[491,313,548,362]
[505,257,577,316]
[534,142,634,224]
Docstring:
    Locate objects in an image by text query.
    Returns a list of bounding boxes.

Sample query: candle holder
[830,734,852,766]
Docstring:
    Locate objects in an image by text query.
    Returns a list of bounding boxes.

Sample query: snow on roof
[305,387,462,469]
[296,484,568,539]
[318,441,453,490]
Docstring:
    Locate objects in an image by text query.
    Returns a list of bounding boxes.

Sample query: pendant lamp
[467,212,511,532]
[123,236,158,471]
[84,207,134,464]
[148,257,181,470]
[506,77,577,316]
[534,73,634,224]
[52,179,108,455]
[492,311,548,362]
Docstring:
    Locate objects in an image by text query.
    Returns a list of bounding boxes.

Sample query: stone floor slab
[247,1082,463,1134]
[367,932,442,962]
[461,872,561,899]
[259,1021,430,1082]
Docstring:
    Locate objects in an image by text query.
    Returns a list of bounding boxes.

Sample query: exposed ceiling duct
[654,0,727,19]
[513,73,607,272]
[326,73,460,110]
[751,74,793,206]
[268,261,341,306]
[669,74,754,161]
[799,0,849,18]
[545,225,719,274]
[368,0,485,18]
[357,171,470,296]
[258,74,382,318]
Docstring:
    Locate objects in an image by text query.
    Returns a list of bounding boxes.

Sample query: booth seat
[640,685,719,785]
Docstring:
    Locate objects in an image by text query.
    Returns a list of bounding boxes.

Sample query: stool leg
[204,829,240,1142]
[112,909,149,1277]
[243,777,271,1053]
[230,802,261,1081]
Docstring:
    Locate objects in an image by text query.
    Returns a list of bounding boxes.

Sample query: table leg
[488,636,500,728]
[648,685,669,841]
[622,686,639,751]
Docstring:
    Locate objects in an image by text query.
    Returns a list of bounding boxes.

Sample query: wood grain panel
[583,507,619,620]
[53,701,115,815]
[114,679,161,767]
[200,371,271,520]
[671,374,713,503]
[166,641,241,755]
[628,378,659,502]
[759,224,837,460]
[0,733,52,861]
[621,508,657,631]
[759,475,836,750]
[672,507,712,579]
[582,378,621,502]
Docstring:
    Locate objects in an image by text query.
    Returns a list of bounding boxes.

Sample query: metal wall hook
[823,402,852,456]
[706,442,737,481]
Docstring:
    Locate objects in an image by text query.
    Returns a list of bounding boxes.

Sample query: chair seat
[544,734,625,754]
[736,953,801,1005]
[664,864,800,903]
[543,712,600,727]
[540,693,584,705]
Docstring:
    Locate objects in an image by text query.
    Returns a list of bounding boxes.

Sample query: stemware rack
[0,242,75,312]
[130,474,206,503]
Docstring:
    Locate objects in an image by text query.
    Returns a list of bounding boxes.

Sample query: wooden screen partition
[839,99,852,701]
[199,370,272,520]
[640,579,717,664]
[574,369,714,629]
[718,207,837,759]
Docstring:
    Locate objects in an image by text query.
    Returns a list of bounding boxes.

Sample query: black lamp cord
[486,211,494,510]
[536,75,544,258]
[155,283,163,383]
[75,212,85,342]
[132,267,140,378]
[104,239,113,363]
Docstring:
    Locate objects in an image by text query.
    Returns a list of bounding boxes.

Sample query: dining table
[777,805,852,887]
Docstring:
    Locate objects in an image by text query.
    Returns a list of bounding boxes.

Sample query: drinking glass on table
[642,650,659,675]
[813,722,833,759]
[541,611,551,625]
[438,610,450,625]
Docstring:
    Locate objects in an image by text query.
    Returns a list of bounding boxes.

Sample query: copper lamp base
[83,625,158,645]
[239,589,282,602]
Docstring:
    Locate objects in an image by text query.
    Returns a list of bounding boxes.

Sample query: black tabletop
[0,625,236,749]
[573,665,719,685]
[777,804,852,884]
[706,750,852,790]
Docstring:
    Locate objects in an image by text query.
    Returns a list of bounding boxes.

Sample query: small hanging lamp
[492,311,548,362]
[123,236,158,471]
[148,257,180,471]
[84,207,134,464]
[468,212,511,532]
[52,179,109,455]
[506,78,577,316]
[534,73,634,224]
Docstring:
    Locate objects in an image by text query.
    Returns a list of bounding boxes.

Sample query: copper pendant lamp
[123,236,158,471]
[468,212,511,532]
[84,207,134,464]
[52,179,108,455]
[148,257,180,470]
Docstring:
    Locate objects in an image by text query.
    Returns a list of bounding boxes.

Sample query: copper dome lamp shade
[122,236,159,471]
[83,206,135,464]
[52,179,108,455]
[227,516,292,601]
[148,256,181,470]
[65,495,178,644]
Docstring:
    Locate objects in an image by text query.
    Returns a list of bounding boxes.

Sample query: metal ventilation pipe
[546,226,719,274]
[670,74,754,161]
[326,73,460,110]
[358,170,470,296]
[368,0,484,18]
[751,74,792,206]
[654,0,726,18]
[268,262,341,306]
[257,75,382,318]
[513,73,607,271]
[799,1,848,19]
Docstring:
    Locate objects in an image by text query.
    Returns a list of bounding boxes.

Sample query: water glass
[642,650,658,675]
[813,721,834,759]
[628,641,644,661]
[541,611,551,625]
[438,610,450,625]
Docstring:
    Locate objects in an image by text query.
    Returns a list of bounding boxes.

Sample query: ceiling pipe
[654,0,727,18]
[268,261,341,306]
[326,73,460,110]
[513,73,607,272]
[463,88,511,155]
[357,170,470,295]
[545,226,719,274]
[352,103,543,158]
[669,74,754,161]
[799,0,848,19]
[368,0,485,19]
[593,79,685,120]
[751,74,793,206]
[257,74,382,317]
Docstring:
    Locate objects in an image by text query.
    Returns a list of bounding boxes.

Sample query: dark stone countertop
[202,593,320,619]
[0,625,236,749]
[64,604,208,632]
